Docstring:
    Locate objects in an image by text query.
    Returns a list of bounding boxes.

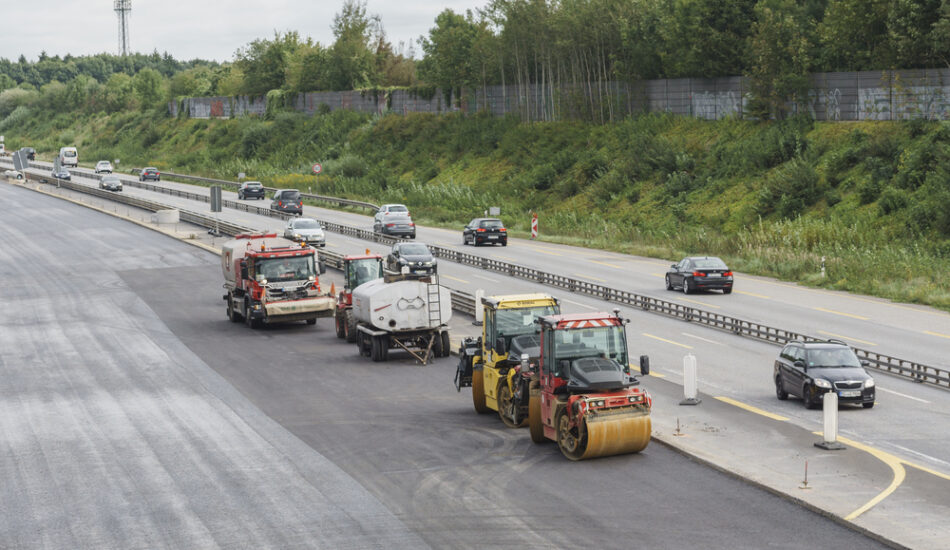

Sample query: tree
[746,0,814,119]
[887,0,944,68]
[99,72,134,112]
[235,32,303,95]
[658,0,757,78]
[326,0,379,90]
[418,10,482,91]
[133,68,164,108]
[817,0,890,70]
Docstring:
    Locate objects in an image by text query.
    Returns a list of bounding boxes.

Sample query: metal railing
[8,161,948,390]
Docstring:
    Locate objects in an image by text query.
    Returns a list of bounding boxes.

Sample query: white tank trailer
[352,277,453,364]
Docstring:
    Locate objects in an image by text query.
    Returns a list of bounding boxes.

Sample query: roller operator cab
[455,294,560,429]
[527,311,653,460]
[334,252,384,343]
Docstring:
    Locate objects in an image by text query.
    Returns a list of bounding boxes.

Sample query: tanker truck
[527,309,653,460]
[222,233,336,328]
[351,274,452,364]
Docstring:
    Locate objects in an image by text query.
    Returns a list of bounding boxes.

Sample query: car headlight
[293,234,301,240]
[814,378,832,389]
[864,379,875,388]
[424,261,433,266]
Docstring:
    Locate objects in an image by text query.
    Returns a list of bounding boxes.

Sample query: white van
[59,146,78,167]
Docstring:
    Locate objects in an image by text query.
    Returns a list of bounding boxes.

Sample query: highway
[0,180,894,549]
[9,158,948,479]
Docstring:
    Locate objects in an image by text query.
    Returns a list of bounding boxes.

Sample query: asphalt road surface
[0,182,893,549]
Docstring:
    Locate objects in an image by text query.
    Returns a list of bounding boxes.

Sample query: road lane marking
[642,333,693,349]
[651,273,665,278]
[575,273,606,282]
[735,290,770,299]
[588,259,623,269]
[436,241,457,248]
[813,307,869,320]
[326,242,339,247]
[629,363,666,378]
[495,254,515,261]
[828,435,907,521]
[817,330,876,347]
[473,274,499,283]
[924,330,950,340]
[525,245,562,256]
[714,397,789,422]
[679,298,720,309]
[440,274,469,284]
[891,444,950,474]
[876,387,930,403]
[561,298,598,310]
[681,332,723,346]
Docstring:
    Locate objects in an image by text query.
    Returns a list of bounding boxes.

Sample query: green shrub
[241,122,271,156]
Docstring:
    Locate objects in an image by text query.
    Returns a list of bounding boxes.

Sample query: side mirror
[639,355,650,376]
[860,360,870,368]
[671,264,678,269]
[794,360,806,371]
[494,337,507,355]
[240,264,248,280]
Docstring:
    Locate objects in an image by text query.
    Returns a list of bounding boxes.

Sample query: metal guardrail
[7,159,948,390]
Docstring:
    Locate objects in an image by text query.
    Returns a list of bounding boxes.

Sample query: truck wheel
[306,318,316,325]
[472,369,488,414]
[244,300,261,329]
[497,383,521,429]
[344,310,358,343]
[378,336,388,361]
[440,331,451,357]
[227,295,243,322]
[335,313,345,338]
[433,333,444,358]
[370,335,380,361]
[359,332,370,357]
[528,389,544,443]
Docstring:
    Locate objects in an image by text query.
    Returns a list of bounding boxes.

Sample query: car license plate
[709,272,719,276]
[488,235,498,239]
[839,390,860,397]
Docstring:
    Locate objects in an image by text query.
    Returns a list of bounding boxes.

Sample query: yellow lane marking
[561,298,598,310]
[440,274,469,284]
[326,242,339,247]
[680,298,720,309]
[715,397,789,422]
[925,330,950,340]
[629,363,666,378]
[436,241,457,248]
[642,333,693,349]
[735,290,770,299]
[817,330,876,347]
[588,259,623,269]
[821,435,906,521]
[495,254,515,261]
[525,245,562,256]
[904,460,950,481]
[813,307,869,321]
[472,274,499,283]
[575,273,606,282]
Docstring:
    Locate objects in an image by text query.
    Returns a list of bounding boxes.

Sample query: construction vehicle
[527,310,652,460]
[351,273,452,364]
[222,233,336,328]
[334,251,384,342]
[454,294,560,428]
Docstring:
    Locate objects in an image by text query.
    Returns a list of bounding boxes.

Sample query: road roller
[527,309,653,460]
[454,294,560,427]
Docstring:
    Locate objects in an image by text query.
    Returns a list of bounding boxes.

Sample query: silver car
[95,160,113,174]
[284,217,326,247]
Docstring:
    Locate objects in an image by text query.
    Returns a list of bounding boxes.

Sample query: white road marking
[561,298,598,310]
[681,332,723,346]
[472,274,499,283]
[876,387,930,403]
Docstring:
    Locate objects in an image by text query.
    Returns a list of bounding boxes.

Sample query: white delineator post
[679,353,701,405]
[474,289,485,325]
[815,391,845,450]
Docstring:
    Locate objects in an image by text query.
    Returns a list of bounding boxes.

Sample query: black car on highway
[774,340,875,409]
[140,167,161,181]
[463,218,507,246]
[99,175,123,192]
[271,189,303,215]
[51,168,71,181]
[666,256,733,294]
[386,242,437,275]
[238,181,266,200]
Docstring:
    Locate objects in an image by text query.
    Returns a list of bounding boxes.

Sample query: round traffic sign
[312,163,323,174]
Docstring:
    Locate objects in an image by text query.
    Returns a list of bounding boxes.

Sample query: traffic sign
[312,163,323,174]
[531,213,538,239]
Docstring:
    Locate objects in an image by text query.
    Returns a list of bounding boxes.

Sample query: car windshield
[98,162,109,166]
[551,325,628,376]
[256,256,314,282]
[496,305,558,337]
[480,219,504,228]
[102,177,119,183]
[399,243,430,255]
[294,219,320,229]
[806,348,861,368]
[246,182,262,188]
[283,191,300,200]
[387,205,408,213]
[692,258,728,269]
[348,258,383,288]
[386,215,411,223]
[145,168,157,173]
[63,151,76,157]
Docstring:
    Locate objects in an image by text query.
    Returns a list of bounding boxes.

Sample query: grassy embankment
[5,107,949,310]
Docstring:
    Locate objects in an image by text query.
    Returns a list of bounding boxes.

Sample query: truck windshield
[551,325,628,377]
[496,305,557,337]
[256,256,314,282]
[347,258,382,288]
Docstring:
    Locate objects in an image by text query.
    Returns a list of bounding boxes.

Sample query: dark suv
[238,181,265,200]
[463,218,507,246]
[271,189,303,215]
[774,340,875,409]
[140,167,161,181]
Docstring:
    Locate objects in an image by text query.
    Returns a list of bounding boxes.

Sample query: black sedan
[238,181,266,200]
[666,256,733,294]
[774,340,875,409]
[139,167,161,181]
[386,242,437,275]
[51,168,71,181]
[463,218,507,246]
[99,175,123,192]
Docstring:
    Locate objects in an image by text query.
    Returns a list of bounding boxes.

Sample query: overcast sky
[2,1,491,63]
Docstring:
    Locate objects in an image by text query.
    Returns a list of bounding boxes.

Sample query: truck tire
[335,312,345,338]
[370,335,380,361]
[433,332,444,358]
[378,335,388,361]
[440,331,451,357]
[528,389,544,444]
[227,294,243,322]
[344,310,358,343]
[472,369,488,414]
[244,299,262,329]
[306,318,317,325]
